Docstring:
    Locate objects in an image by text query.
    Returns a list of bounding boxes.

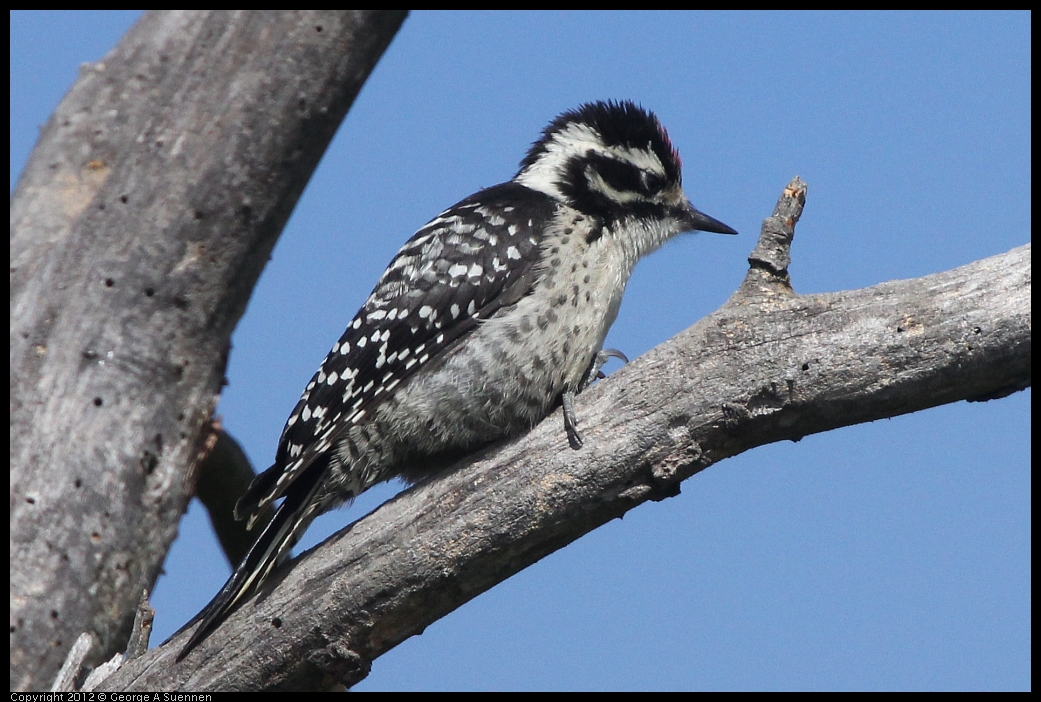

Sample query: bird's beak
[680,199,738,236]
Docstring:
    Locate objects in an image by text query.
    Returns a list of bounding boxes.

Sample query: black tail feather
[174,459,329,661]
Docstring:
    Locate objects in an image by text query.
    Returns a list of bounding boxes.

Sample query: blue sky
[11,11,1029,691]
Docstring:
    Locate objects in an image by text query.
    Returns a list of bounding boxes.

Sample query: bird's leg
[564,349,630,450]
[562,389,583,450]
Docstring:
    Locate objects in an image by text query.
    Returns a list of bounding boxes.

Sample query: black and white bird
[177,100,736,659]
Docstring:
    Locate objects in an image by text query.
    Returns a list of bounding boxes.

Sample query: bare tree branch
[10,11,408,691]
[105,180,1030,691]
[195,425,272,568]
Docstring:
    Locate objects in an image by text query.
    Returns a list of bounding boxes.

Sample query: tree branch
[9,11,408,691]
[106,179,1030,691]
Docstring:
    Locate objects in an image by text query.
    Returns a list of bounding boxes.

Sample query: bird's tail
[174,459,329,661]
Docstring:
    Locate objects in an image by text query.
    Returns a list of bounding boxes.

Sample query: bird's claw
[579,348,629,392]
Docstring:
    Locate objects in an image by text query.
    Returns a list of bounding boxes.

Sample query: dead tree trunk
[10,11,408,691]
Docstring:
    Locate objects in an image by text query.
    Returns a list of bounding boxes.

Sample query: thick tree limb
[9,11,408,691]
[105,179,1030,691]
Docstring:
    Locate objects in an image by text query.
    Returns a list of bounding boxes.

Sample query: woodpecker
[176,100,736,659]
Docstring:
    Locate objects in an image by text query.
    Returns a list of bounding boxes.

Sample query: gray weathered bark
[10,10,408,692]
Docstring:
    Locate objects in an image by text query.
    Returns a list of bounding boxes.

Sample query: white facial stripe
[609,144,666,177]
[517,122,671,200]
[585,170,643,203]
[516,122,602,198]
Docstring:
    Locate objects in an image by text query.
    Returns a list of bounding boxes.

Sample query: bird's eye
[642,172,665,193]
